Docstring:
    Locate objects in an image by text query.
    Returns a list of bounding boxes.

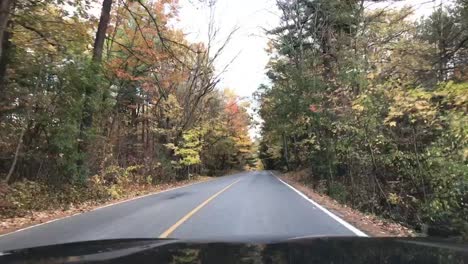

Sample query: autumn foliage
[0,0,254,216]
[256,0,468,237]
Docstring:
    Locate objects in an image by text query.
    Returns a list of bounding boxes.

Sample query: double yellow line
[159,178,241,238]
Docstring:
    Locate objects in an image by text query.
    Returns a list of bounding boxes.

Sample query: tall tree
[77,0,114,174]
[93,0,113,62]
[0,0,14,93]
[0,0,13,59]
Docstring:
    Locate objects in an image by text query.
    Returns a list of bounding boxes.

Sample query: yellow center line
[158,178,242,238]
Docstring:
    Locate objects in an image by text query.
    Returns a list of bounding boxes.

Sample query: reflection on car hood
[0,237,467,264]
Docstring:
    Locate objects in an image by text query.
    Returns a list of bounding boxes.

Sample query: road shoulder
[277,171,415,237]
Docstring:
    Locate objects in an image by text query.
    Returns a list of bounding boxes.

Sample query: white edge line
[0,178,215,239]
[270,171,369,237]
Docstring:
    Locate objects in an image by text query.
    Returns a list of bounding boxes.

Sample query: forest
[0,0,255,215]
[0,0,467,239]
[256,0,467,236]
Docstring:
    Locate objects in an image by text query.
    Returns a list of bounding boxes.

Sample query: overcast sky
[176,0,443,98]
[177,0,280,100]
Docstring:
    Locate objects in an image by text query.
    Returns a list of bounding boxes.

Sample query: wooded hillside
[256,0,467,236]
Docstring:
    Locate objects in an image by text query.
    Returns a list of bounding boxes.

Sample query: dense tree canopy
[256,0,468,236]
[0,0,255,189]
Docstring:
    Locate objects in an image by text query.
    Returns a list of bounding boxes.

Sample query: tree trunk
[80,0,113,135]
[5,124,25,183]
[0,0,13,95]
[321,29,335,81]
[0,20,11,93]
[93,0,113,62]
[0,0,13,59]
[282,132,290,171]
[77,0,113,172]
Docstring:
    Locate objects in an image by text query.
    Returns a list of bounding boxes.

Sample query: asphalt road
[0,171,366,251]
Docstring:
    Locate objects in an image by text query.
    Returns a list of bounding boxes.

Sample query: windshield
[0,0,466,253]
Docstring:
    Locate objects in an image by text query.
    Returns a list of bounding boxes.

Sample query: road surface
[0,171,366,251]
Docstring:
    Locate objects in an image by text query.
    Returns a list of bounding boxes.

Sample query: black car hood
[1,237,467,264]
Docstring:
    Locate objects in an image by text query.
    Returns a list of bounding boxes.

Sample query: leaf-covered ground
[0,176,211,235]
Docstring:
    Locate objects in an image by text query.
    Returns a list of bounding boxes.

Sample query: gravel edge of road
[277,171,416,237]
[0,176,213,236]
